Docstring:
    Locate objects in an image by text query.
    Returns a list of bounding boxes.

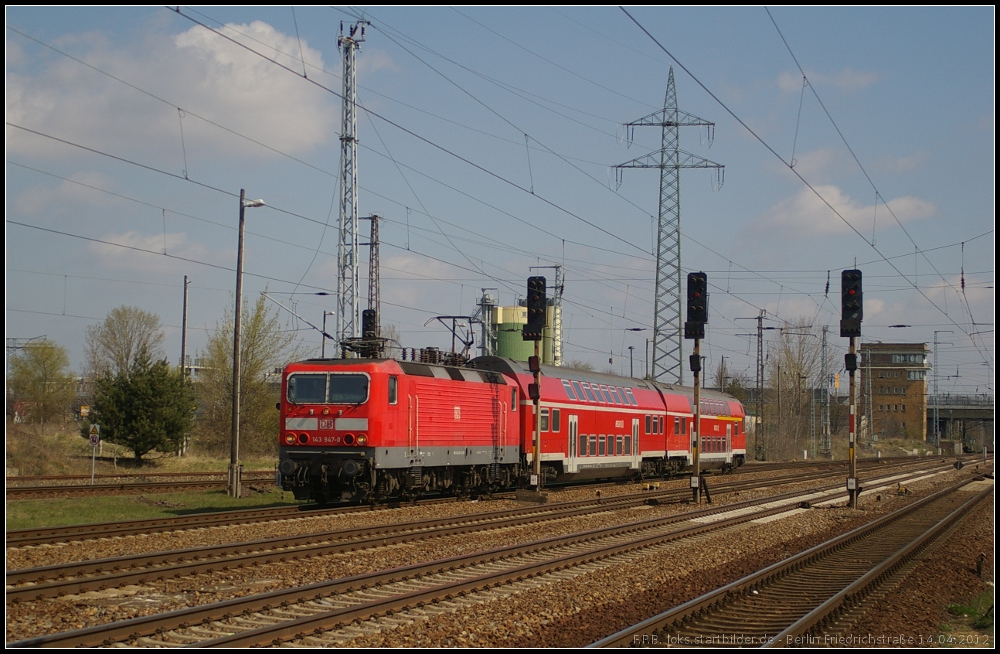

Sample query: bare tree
[764,319,836,460]
[85,306,165,378]
[193,294,304,457]
[7,339,77,425]
[380,323,403,359]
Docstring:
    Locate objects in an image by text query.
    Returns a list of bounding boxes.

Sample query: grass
[6,421,302,530]
[930,589,996,648]
[948,590,995,631]
[5,487,303,531]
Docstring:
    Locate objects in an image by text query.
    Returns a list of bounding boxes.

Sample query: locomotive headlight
[322,407,331,416]
[357,434,368,445]
[284,433,296,445]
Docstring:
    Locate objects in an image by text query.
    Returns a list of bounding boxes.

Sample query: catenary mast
[616,68,723,384]
[335,21,367,352]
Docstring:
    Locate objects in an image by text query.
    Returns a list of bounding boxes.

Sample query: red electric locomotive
[277,356,746,503]
[278,357,520,503]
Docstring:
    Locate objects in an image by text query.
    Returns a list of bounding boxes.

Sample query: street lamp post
[230,189,266,498]
[628,346,634,378]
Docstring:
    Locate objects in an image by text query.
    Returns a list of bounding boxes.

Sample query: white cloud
[7,21,337,160]
[758,186,936,237]
[87,230,216,274]
[778,67,878,94]
[785,148,842,179]
[13,172,118,215]
[873,152,927,174]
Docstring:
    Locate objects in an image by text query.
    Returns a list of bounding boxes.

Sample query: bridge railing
[927,393,994,408]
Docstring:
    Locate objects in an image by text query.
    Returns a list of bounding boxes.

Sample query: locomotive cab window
[287,373,327,404]
[328,374,369,404]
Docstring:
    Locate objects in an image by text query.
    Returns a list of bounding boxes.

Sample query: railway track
[7,461,977,648]
[590,478,992,648]
[5,470,276,499]
[8,455,968,548]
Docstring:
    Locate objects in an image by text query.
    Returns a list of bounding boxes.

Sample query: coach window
[609,386,623,404]
[616,436,624,456]
[589,435,597,456]
[624,388,638,406]
[540,408,550,432]
[561,380,577,400]
[598,436,606,456]
[388,376,398,405]
[581,383,597,403]
[624,434,631,455]
[551,409,561,433]
[645,415,652,434]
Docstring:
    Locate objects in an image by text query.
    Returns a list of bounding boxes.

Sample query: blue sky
[6,6,994,396]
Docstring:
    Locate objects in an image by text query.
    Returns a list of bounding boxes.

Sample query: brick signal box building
[859,342,929,441]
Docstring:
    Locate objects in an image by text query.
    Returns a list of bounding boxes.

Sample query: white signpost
[89,424,100,484]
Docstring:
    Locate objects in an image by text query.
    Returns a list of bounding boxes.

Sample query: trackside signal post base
[841,269,863,509]
[685,272,708,504]
[523,276,548,501]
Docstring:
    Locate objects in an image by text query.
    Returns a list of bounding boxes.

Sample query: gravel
[5,465,991,647]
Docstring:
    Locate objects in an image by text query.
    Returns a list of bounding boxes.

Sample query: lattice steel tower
[616,68,723,384]
[336,21,367,351]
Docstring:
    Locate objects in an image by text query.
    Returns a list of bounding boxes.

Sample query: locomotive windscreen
[287,373,369,404]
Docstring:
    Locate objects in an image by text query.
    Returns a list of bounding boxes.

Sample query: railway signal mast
[841,269,863,508]
[685,272,708,504]
[523,276,547,496]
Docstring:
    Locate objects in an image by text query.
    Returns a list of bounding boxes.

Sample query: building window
[901,404,906,412]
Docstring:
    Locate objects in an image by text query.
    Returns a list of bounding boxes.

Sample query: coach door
[631,418,640,471]
[568,415,579,473]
